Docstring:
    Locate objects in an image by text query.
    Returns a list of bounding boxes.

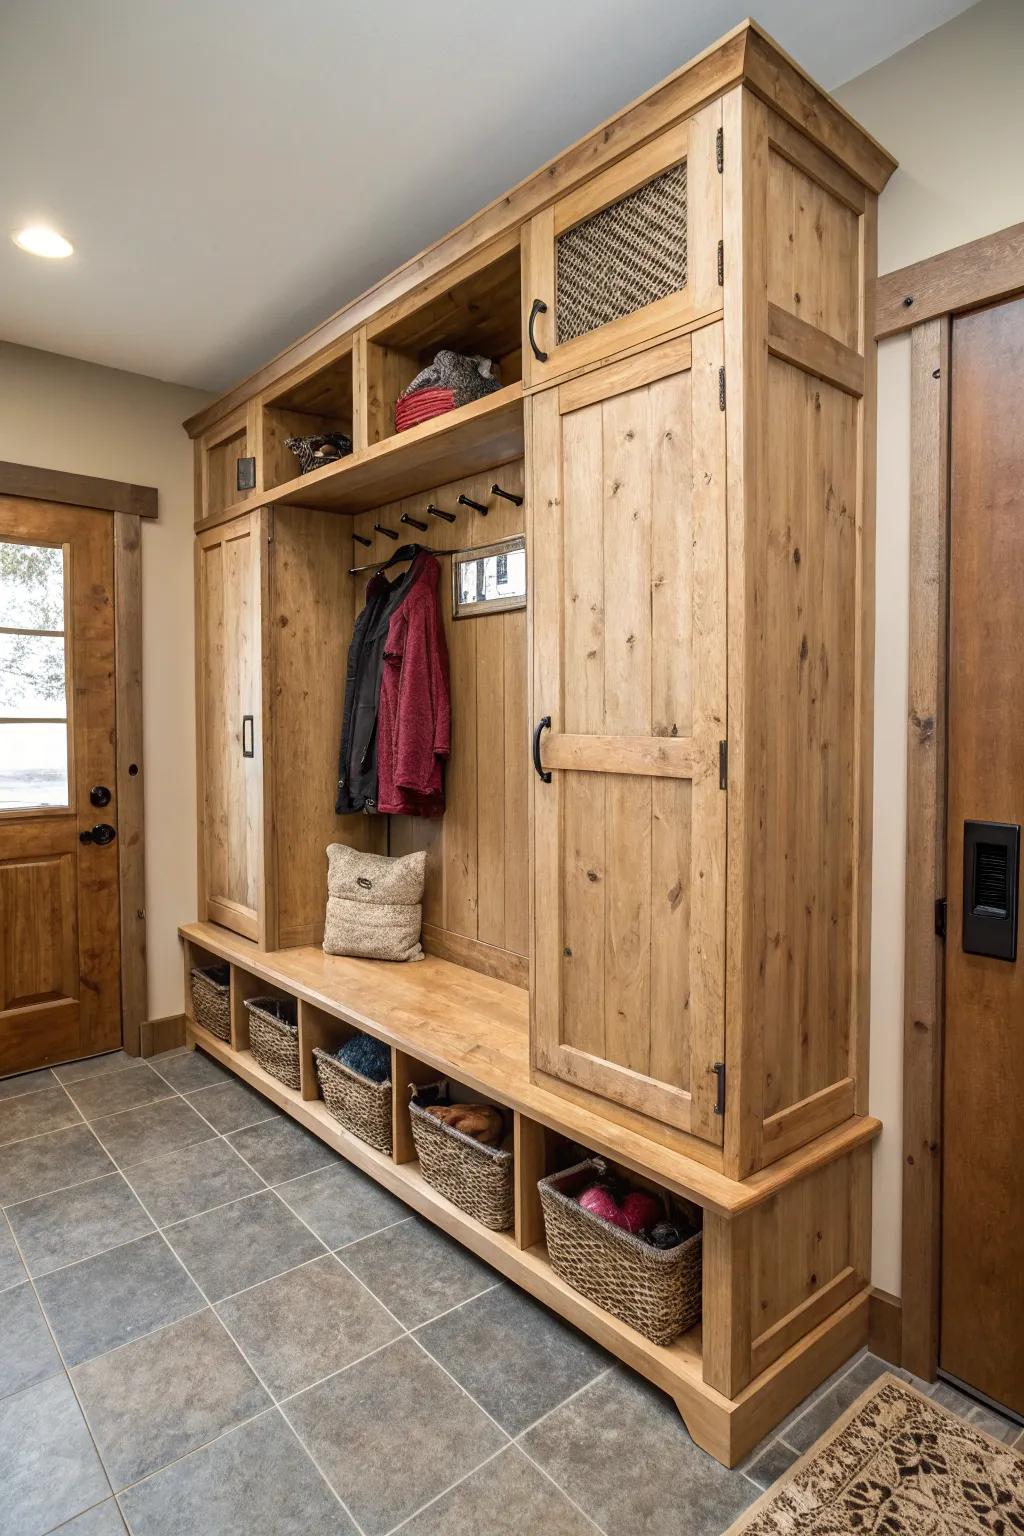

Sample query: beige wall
[0,342,207,1024]
[836,0,1024,1294]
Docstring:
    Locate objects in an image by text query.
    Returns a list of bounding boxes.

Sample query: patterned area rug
[727,1373,1024,1534]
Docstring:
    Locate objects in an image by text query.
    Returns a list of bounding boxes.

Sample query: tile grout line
[2,1174,119,1511]
[114,1141,371,1536]
[510,1365,615,1445]
[381,1446,511,1536]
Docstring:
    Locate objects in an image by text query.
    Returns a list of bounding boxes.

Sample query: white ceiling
[0,0,975,395]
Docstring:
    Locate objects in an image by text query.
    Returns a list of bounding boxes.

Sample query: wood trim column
[901,317,951,1381]
[114,512,148,1056]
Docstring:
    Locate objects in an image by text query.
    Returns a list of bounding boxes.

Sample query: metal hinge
[718,739,728,789]
[713,1062,726,1116]
[718,367,726,411]
[716,126,724,173]
[935,897,947,940]
[717,239,724,286]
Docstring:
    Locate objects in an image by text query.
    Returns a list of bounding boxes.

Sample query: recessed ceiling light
[13,226,74,259]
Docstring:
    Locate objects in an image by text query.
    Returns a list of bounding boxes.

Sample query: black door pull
[80,824,116,846]
[533,716,552,783]
[528,299,549,363]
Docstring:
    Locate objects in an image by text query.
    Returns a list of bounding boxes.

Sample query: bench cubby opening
[363,240,522,447]
[228,964,292,1055]
[261,342,355,491]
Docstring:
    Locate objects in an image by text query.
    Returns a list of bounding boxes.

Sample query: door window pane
[0,723,69,808]
[0,633,68,718]
[0,542,64,631]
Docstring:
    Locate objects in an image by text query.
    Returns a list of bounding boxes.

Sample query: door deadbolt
[90,785,112,807]
[80,824,116,846]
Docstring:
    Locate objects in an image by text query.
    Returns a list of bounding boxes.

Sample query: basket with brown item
[244,995,300,1090]
[538,1158,702,1346]
[313,1033,392,1155]
[408,1086,514,1231]
[190,963,231,1042]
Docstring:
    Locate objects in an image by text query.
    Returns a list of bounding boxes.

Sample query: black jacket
[335,554,427,813]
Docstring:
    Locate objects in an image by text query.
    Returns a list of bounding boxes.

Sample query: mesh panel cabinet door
[528,327,727,1142]
[522,103,722,390]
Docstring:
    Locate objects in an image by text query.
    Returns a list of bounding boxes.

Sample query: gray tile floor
[0,1047,1020,1536]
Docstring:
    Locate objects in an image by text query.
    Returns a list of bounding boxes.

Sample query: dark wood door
[942,295,1024,1416]
[0,498,120,1074]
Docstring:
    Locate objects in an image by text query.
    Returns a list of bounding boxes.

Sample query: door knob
[89,785,112,807]
[80,824,116,846]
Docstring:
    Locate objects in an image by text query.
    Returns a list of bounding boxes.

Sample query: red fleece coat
[376,553,450,816]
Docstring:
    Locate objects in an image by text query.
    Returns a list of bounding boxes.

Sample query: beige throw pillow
[323,843,426,962]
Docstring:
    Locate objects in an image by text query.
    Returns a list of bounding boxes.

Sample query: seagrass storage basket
[190,964,231,1042]
[244,996,300,1089]
[313,1046,392,1155]
[408,1093,514,1231]
[538,1159,702,1346]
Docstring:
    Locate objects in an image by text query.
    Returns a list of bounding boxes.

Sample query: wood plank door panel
[196,512,265,942]
[941,295,1024,1417]
[0,500,120,1073]
[530,327,727,1142]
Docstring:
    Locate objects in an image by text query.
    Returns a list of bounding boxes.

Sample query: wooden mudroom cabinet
[181,21,895,1467]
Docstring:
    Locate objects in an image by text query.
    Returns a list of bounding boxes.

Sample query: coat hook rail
[491,483,524,506]
[400,513,428,531]
[458,494,488,516]
[374,523,399,540]
[427,503,456,523]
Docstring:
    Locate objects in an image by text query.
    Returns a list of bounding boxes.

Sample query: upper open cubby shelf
[265,381,523,514]
[246,236,525,516]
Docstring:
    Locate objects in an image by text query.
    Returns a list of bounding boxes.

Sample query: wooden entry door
[529,328,727,1142]
[941,295,1024,1417]
[0,499,120,1074]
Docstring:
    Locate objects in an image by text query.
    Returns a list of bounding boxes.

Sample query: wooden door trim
[0,463,154,1058]
[901,317,951,1383]
[114,512,148,1056]
[0,461,157,519]
[875,220,1024,341]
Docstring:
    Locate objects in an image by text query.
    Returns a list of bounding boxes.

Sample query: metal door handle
[533,716,552,783]
[528,299,549,363]
[80,823,116,846]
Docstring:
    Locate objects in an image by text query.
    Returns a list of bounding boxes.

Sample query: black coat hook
[491,483,523,507]
[458,494,488,516]
[374,523,399,540]
[427,503,456,523]
[353,533,372,547]
[400,513,428,531]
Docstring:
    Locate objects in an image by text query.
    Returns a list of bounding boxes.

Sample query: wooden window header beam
[0,461,157,519]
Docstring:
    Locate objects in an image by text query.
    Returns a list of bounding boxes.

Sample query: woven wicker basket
[190,964,230,1042]
[538,1160,702,1346]
[244,996,300,1089]
[314,1046,392,1155]
[409,1095,514,1231]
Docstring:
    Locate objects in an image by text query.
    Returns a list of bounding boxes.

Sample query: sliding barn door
[529,328,727,1142]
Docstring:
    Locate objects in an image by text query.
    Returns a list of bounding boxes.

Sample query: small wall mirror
[452,535,527,618]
